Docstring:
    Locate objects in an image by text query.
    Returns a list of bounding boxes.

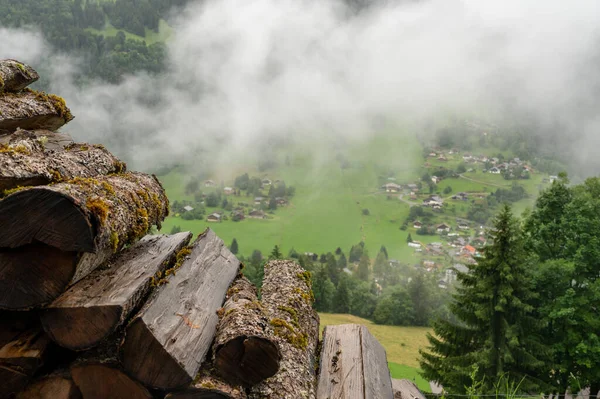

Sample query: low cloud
[2,0,600,175]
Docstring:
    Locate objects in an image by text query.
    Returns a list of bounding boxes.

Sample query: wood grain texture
[0,172,169,310]
[121,229,241,390]
[0,60,39,93]
[0,89,73,133]
[248,260,319,399]
[69,331,152,399]
[316,324,393,399]
[213,276,280,386]
[0,138,125,192]
[41,232,192,351]
[0,327,52,398]
[16,370,82,399]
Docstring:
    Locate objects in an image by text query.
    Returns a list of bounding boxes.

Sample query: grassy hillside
[319,313,431,391]
[157,133,548,261]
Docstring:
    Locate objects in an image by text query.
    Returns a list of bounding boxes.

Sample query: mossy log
[0,60,39,93]
[0,129,74,150]
[165,361,247,399]
[0,172,169,310]
[0,138,125,193]
[247,260,319,399]
[70,332,152,399]
[316,324,394,399]
[0,89,73,133]
[0,326,52,398]
[41,232,192,351]
[121,229,240,390]
[16,369,82,399]
[213,276,280,386]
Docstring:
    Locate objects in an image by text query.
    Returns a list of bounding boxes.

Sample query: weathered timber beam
[41,232,192,351]
[247,260,319,399]
[213,276,280,386]
[0,138,125,193]
[16,369,82,399]
[121,229,240,390]
[316,324,394,399]
[0,89,73,133]
[0,172,169,310]
[0,60,39,93]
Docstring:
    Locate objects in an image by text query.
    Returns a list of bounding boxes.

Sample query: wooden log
[0,60,39,93]
[391,379,427,399]
[0,137,125,193]
[0,172,169,310]
[41,232,192,351]
[121,229,240,390]
[70,333,152,399]
[0,89,73,133]
[316,324,394,399]
[247,260,319,399]
[0,129,74,150]
[0,326,52,398]
[213,276,280,386]
[165,361,246,399]
[16,370,82,399]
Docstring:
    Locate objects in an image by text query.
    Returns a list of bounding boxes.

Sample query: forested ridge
[0,0,190,83]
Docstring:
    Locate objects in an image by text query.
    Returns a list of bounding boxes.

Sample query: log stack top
[0,59,73,134]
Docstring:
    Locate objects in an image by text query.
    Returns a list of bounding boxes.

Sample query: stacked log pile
[0,59,401,399]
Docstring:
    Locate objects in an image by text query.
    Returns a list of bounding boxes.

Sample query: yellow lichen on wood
[86,197,110,225]
[270,318,309,350]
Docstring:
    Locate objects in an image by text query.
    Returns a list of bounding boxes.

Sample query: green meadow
[157,133,548,258]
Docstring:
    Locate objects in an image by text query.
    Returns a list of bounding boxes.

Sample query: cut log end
[16,374,82,399]
[0,189,94,251]
[41,306,120,351]
[121,319,192,389]
[215,336,280,386]
[0,244,77,310]
[70,364,152,399]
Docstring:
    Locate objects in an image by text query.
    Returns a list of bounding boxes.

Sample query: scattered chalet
[413,221,422,229]
[436,223,450,233]
[248,210,267,219]
[204,179,216,187]
[207,213,222,222]
[183,205,194,212]
[223,187,234,195]
[381,182,402,193]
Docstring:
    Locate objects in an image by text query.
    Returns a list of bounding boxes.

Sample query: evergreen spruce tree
[332,276,350,313]
[420,204,548,393]
[337,253,347,269]
[230,238,239,255]
[357,255,370,281]
[269,245,282,260]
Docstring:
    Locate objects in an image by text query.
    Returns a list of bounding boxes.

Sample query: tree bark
[16,369,82,399]
[247,260,319,399]
[213,276,280,387]
[0,89,73,133]
[0,60,39,93]
[165,361,247,399]
[70,332,152,399]
[0,129,74,151]
[41,232,192,351]
[0,326,52,398]
[121,229,241,390]
[0,172,169,310]
[0,138,125,193]
[316,324,394,399]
